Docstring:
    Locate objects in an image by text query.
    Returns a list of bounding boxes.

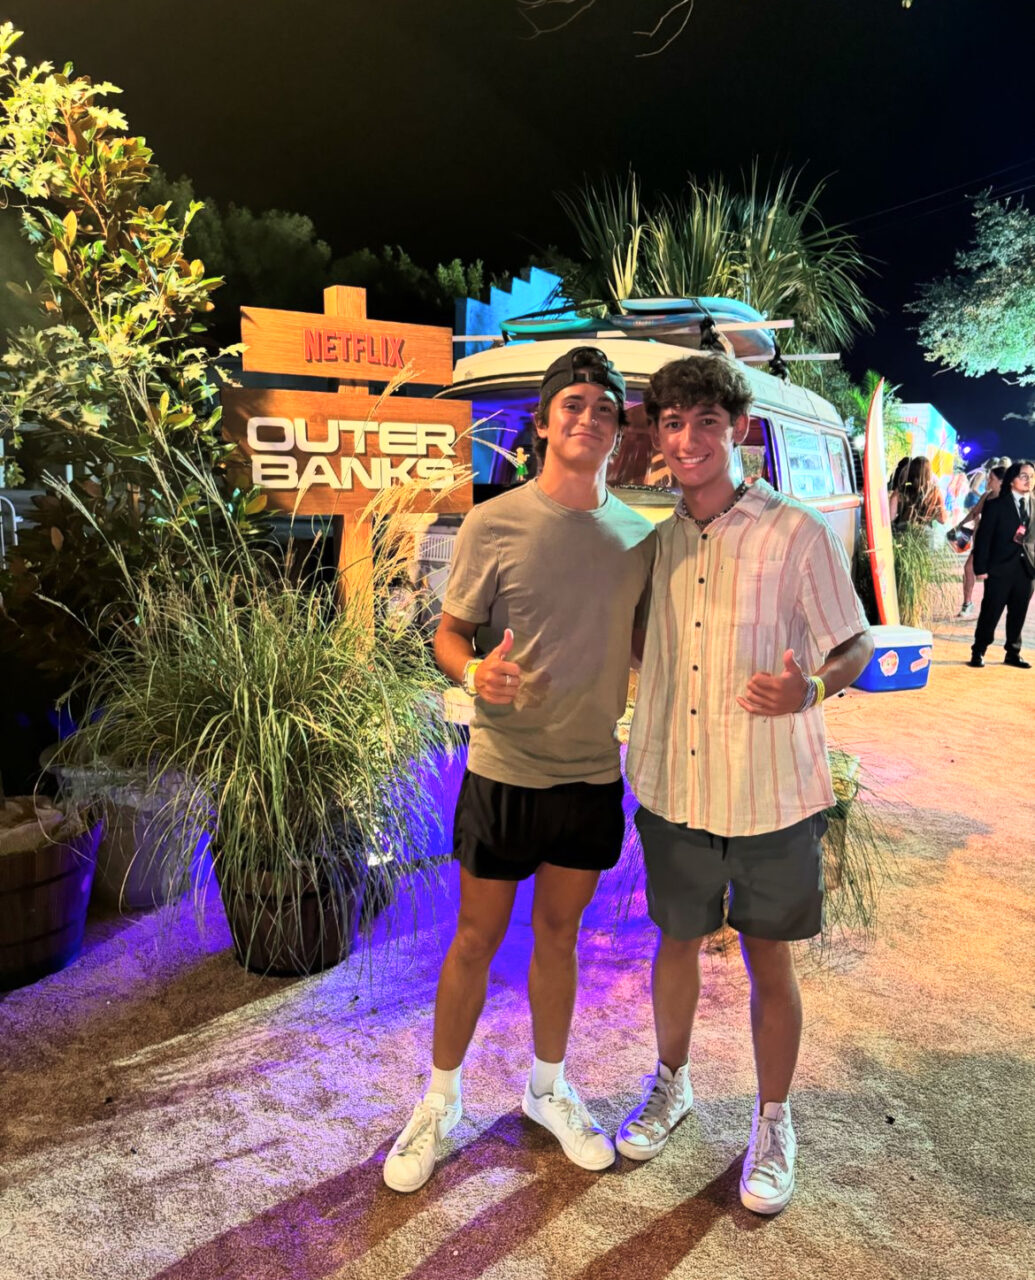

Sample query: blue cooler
[852,625,933,692]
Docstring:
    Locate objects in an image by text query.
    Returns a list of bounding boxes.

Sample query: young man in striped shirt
[618,355,872,1214]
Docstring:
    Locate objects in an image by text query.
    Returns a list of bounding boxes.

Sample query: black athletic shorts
[452,770,626,882]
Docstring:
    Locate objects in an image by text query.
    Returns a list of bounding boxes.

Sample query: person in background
[963,469,986,513]
[892,456,949,529]
[957,466,1005,617]
[887,456,910,520]
[969,460,1035,668]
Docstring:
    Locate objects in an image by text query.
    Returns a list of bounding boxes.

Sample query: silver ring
[505,673,512,686]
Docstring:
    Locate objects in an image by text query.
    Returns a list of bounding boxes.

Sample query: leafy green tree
[0,23,260,678]
[0,205,42,336]
[910,195,1035,385]
[329,244,484,324]
[145,170,332,327]
[557,166,875,354]
[143,175,487,330]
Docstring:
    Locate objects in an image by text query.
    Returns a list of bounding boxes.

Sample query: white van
[433,336,861,561]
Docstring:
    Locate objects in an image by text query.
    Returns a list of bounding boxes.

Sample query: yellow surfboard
[863,379,900,626]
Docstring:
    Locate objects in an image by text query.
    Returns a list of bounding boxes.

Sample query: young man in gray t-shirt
[383,347,655,1193]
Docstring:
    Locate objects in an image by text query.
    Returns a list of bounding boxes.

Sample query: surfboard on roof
[498,295,777,361]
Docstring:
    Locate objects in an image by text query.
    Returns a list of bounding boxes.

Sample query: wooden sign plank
[241,306,454,386]
[222,386,472,518]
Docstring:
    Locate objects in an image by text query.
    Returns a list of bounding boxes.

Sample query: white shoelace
[628,1073,679,1137]
[396,1103,444,1158]
[550,1083,599,1134]
[747,1114,791,1185]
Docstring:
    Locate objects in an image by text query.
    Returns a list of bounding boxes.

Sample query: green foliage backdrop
[0,23,263,678]
[910,195,1035,386]
[556,166,875,355]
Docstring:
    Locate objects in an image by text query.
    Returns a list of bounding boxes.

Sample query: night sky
[5,0,1034,459]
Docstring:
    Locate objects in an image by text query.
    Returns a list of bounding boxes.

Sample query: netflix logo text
[302,329,406,369]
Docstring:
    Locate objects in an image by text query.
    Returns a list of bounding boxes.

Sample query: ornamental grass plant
[49,442,460,973]
[892,522,958,628]
[607,746,893,968]
[819,748,890,937]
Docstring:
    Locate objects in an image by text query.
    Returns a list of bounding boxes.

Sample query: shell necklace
[676,482,748,529]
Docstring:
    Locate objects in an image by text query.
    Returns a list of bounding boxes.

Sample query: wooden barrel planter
[215,864,366,978]
[0,800,102,991]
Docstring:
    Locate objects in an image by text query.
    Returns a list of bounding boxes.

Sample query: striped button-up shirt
[627,480,869,837]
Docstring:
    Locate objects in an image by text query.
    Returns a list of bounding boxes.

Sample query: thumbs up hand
[474,628,523,704]
[736,648,811,717]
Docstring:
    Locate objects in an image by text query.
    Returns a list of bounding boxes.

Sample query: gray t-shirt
[443,481,655,788]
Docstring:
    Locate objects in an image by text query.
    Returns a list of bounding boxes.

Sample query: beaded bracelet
[797,675,826,713]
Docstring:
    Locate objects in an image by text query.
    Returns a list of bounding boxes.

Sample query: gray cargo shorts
[634,806,827,941]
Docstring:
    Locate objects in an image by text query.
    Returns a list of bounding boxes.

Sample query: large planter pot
[45,763,191,911]
[215,863,366,978]
[0,798,102,990]
[93,787,187,911]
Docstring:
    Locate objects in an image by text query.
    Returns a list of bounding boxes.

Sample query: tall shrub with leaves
[557,165,875,354]
[0,24,261,678]
[909,195,1035,385]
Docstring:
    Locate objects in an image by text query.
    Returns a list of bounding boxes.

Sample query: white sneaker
[739,1099,797,1214]
[383,1091,462,1192]
[522,1076,616,1171]
[958,602,975,618]
[615,1061,694,1161]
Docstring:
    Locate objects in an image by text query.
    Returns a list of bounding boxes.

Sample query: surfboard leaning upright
[863,378,901,626]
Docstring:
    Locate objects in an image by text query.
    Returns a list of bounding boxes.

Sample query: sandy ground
[0,587,1033,1280]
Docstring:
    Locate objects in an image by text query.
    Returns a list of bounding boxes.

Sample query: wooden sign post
[227,286,472,623]
[328,286,372,620]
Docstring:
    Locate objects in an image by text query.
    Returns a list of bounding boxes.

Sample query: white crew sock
[429,1064,462,1104]
[531,1056,564,1096]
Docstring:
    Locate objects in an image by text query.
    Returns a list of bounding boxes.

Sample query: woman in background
[963,469,986,513]
[887,456,910,520]
[892,456,949,529]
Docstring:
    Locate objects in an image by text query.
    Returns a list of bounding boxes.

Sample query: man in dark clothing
[970,460,1035,668]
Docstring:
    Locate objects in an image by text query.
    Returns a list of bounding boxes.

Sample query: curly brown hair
[644,355,753,424]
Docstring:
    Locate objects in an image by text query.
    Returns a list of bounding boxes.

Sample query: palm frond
[555,170,646,304]
[557,163,876,351]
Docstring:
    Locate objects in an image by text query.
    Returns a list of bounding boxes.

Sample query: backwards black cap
[537,346,626,418]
